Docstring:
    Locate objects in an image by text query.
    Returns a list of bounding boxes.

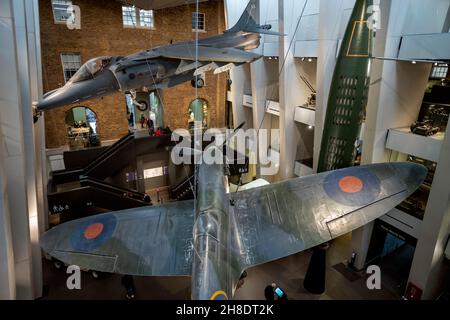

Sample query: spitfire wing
[40,200,195,276]
[229,163,426,273]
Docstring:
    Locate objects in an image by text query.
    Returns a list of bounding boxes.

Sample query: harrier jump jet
[35,0,279,112]
[40,157,426,300]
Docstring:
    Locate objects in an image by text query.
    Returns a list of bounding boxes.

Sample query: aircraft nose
[36,71,119,112]
[35,86,78,112]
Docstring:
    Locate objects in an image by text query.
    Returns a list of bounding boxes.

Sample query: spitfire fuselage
[191,159,231,300]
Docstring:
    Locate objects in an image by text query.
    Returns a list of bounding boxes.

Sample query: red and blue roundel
[323,167,381,207]
[70,215,117,252]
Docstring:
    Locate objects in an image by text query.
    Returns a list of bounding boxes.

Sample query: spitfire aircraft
[39,0,428,300]
[40,154,426,300]
[35,0,280,112]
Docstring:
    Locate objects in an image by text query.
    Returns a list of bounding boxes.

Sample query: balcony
[294,106,315,127]
[399,33,450,61]
[48,154,65,172]
[242,94,253,108]
[294,158,313,177]
[379,208,423,239]
[386,128,444,162]
[266,100,280,116]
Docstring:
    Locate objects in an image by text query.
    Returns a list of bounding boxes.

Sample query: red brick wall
[39,0,226,148]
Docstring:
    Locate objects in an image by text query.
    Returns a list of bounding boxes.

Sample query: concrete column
[277,0,304,180]
[251,58,275,177]
[0,0,44,299]
[28,0,48,241]
[391,2,450,288]
[229,65,253,130]
[351,0,392,270]
[249,0,268,135]
[313,0,353,172]
[0,114,16,299]
[352,0,435,270]
[250,60,268,133]
[15,0,44,298]
[408,119,450,299]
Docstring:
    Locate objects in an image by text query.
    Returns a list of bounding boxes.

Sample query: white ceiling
[117,0,209,10]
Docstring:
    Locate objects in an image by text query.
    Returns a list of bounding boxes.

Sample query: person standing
[139,113,146,129]
[147,118,155,135]
[121,275,136,300]
[264,285,275,301]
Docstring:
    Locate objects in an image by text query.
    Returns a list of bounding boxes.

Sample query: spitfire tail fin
[226,0,283,36]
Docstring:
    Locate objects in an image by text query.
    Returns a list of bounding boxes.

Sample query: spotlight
[308,126,313,130]
[308,58,313,62]
[301,57,305,61]
[412,61,417,64]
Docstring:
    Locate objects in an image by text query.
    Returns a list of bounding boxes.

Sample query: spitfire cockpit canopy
[70,56,113,83]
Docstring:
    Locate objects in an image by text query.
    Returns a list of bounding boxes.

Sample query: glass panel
[139,9,154,28]
[70,57,112,83]
[192,12,205,31]
[431,64,449,79]
[61,53,82,83]
[122,5,137,26]
[52,0,72,22]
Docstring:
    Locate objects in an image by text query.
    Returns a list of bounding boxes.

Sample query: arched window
[188,98,209,130]
[65,106,100,149]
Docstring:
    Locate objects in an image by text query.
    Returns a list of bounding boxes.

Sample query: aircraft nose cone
[36,70,119,112]
[395,162,427,194]
[35,88,71,112]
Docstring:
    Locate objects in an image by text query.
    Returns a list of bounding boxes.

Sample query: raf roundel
[339,176,363,193]
[210,290,228,300]
[71,215,117,252]
[84,223,104,240]
[323,167,381,207]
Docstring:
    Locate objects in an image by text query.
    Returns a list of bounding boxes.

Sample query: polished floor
[41,233,399,300]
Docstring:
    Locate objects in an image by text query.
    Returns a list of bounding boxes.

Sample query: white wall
[396,0,450,35]
[380,0,450,60]
[0,0,45,299]
[408,119,450,298]
[0,113,16,299]
[353,0,450,299]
